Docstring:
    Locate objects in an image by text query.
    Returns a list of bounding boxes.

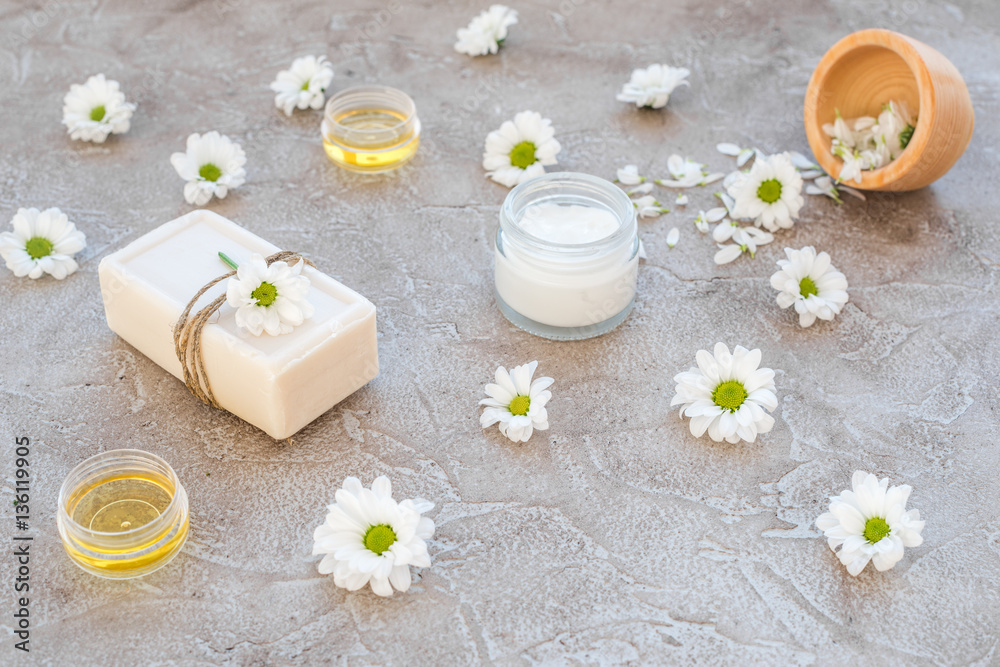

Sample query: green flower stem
[218,252,239,271]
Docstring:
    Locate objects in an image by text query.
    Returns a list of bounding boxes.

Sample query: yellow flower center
[25,236,54,260]
[90,105,106,122]
[509,395,531,416]
[363,524,397,555]
[509,141,537,169]
[757,178,782,204]
[251,281,278,307]
[863,517,891,544]
[799,276,818,298]
[712,380,747,412]
[199,163,223,182]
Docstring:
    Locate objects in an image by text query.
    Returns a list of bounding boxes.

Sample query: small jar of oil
[322,85,420,173]
[57,449,189,579]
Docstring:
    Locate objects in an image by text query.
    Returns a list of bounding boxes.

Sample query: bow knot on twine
[172,251,314,410]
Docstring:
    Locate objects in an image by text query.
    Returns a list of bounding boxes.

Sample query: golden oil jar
[57,449,189,579]
[321,85,420,172]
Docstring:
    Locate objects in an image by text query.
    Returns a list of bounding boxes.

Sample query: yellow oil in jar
[63,473,189,576]
[323,108,420,172]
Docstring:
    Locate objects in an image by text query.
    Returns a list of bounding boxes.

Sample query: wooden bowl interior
[812,45,920,128]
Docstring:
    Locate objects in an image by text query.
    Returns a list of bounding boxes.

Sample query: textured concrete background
[2,0,999,664]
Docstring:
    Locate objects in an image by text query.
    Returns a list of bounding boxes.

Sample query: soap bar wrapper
[98,210,378,439]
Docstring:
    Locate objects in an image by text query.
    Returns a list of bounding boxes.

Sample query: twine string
[173,251,315,409]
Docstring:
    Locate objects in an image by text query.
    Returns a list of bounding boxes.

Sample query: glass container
[57,449,189,579]
[321,85,420,173]
[494,172,639,340]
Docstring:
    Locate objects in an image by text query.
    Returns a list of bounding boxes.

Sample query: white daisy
[61,74,135,143]
[616,165,645,185]
[269,55,334,117]
[454,4,518,56]
[727,152,804,232]
[0,207,86,280]
[312,476,434,597]
[816,471,925,576]
[225,253,315,336]
[480,361,553,443]
[671,343,777,444]
[770,247,849,328]
[633,195,667,218]
[482,111,561,188]
[617,64,689,109]
[170,131,247,206]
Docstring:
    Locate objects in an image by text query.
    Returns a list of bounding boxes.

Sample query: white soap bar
[98,210,378,439]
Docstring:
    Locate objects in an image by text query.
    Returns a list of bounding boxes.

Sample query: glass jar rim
[499,172,637,255]
[57,448,184,539]
[323,84,417,136]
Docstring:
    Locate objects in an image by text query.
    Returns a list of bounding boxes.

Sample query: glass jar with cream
[494,172,639,340]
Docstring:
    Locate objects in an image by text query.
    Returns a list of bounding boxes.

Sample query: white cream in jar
[493,172,639,340]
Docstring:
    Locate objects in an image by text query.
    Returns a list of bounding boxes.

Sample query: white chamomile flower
[671,343,778,444]
[617,64,689,109]
[0,207,86,280]
[633,195,667,218]
[454,4,518,56]
[170,131,247,206]
[269,55,334,117]
[61,74,135,143]
[728,152,804,232]
[225,253,315,336]
[770,246,848,328]
[816,471,924,576]
[312,476,434,597]
[480,361,553,443]
[482,111,561,188]
[616,165,645,185]
[666,227,680,249]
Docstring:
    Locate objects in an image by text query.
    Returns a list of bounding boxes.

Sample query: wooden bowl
[804,29,974,191]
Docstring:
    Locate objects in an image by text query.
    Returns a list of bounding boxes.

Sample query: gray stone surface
[2,0,999,664]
